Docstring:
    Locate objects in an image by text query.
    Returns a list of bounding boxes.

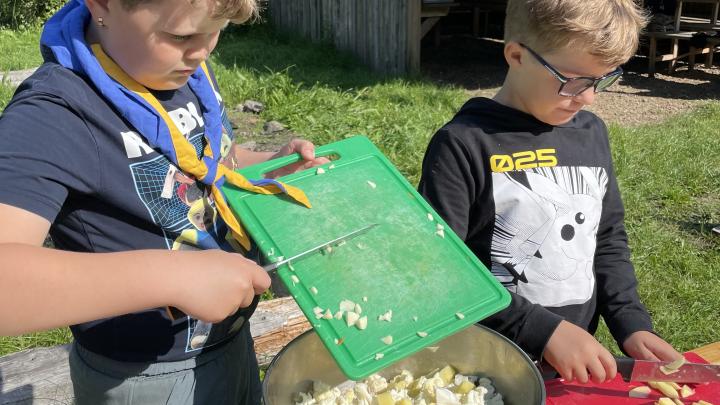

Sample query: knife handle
[615,357,635,382]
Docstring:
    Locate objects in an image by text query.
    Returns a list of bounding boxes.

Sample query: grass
[0,23,719,359]
[0,28,42,71]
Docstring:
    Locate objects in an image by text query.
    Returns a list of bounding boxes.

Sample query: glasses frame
[519,43,623,97]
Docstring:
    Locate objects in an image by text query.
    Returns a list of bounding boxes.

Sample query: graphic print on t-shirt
[490,166,608,307]
[124,98,242,352]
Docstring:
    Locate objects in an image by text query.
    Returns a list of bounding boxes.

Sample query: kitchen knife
[262,222,379,271]
[170,223,379,323]
[616,357,720,383]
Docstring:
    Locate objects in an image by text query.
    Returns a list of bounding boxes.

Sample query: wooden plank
[407,0,422,74]
[691,341,720,364]
[0,297,310,404]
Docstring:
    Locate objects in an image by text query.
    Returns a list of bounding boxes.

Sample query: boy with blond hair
[419,0,682,384]
[0,0,327,403]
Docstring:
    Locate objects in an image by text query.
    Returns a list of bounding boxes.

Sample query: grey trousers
[69,327,262,405]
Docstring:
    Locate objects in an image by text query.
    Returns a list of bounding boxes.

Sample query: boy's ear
[504,42,524,68]
[85,0,111,16]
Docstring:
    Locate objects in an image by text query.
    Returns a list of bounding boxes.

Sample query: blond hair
[504,0,648,66]
[119,0,259,24]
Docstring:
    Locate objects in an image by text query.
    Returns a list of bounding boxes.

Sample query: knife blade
[262,223,379,272]
[186,223,379,329]
[616,357,720,383]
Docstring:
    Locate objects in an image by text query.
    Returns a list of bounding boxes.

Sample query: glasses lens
[595,72,622,93]
[559,78,594,97]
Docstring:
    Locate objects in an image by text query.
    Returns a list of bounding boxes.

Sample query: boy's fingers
[651,343,682,362]
[599,350,617,381]
[574,365,589,384]
[251,269,271,294]
[588,357,607,383]
[288,139,315,160]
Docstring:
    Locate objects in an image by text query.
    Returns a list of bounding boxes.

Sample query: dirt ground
[421,36,720,127]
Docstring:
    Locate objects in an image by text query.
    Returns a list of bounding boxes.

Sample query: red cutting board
[546,353,720,404]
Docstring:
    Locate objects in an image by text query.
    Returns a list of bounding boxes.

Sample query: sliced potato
[649,381,679,399]
[438,365,456,385]
[661,358,686,375]
[629,386,651,398]
[680,385,695,398]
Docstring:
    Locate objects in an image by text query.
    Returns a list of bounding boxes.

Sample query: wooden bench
[689,36,720,68]
[0,297,310,404]
[421,1,460,46]
[642,0,720,75]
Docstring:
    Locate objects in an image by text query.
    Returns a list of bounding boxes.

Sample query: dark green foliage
[0,0,66,29]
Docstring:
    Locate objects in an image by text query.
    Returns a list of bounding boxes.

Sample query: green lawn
[0,23,718,357]
[0,28,42,71]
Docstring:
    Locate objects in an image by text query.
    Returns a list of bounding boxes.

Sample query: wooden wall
[267,0,421,75]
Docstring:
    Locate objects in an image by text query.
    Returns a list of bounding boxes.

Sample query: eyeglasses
[520,43,623,97]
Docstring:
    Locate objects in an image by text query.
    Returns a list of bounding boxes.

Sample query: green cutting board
[223,136,510,380]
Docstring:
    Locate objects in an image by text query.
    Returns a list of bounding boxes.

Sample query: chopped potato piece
[381,335,393,345]
[334,311,343,320]
[356,316,368,330]
[322,309,333,320]
[661,358,687,375]
[291,275,300,285]
[316,167,325,175]
[354,303,362,314]
[680,385,695,398]
[346,311,360,327]
[656,398,676,405]
[455,380,476,395]
[438,365,456,384]
[436,229,445,238]
[310,286,318,295]
[374,391,393,405]
[339,300,355,312]
[668,382,682,391]
[427,213,434,221]
[375,353,384,360]
[629,386,651,398]
[649,381,680,399]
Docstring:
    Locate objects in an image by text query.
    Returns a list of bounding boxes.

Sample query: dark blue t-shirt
[0,61,255,362]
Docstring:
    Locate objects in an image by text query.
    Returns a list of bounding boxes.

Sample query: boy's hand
[172,250,271,323]
[266,138,330,178]
[544,320,617,384]
[623,331,682,362]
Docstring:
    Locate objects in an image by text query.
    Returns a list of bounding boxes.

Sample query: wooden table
[691,341,720,364]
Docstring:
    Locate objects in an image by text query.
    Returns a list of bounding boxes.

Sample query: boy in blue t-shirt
[0,0,326,403]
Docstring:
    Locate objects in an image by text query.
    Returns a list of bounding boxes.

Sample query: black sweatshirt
[418,97,654,359]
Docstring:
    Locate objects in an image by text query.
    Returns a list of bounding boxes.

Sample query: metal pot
[262,324,546,404]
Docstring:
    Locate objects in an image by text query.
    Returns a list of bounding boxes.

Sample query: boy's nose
[185,42,212,63]
[573,86,596,106]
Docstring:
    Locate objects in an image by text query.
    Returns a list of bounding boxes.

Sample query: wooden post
[407,0,422,75]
